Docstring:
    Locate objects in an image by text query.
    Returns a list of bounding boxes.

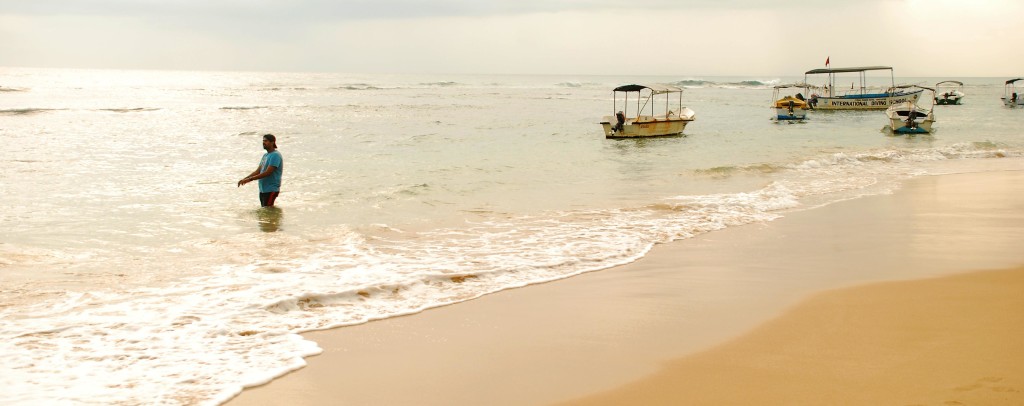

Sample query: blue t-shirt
[258,150,283,193]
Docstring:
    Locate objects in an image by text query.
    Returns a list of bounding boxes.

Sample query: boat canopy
[1006,78,1024,85]
[773,83,809,89]
[935,80,963,86]
[804,66,893,75]
[890,84,935,92]
[613,83,682,94]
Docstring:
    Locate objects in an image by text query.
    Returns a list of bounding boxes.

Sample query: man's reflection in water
[257,207,283,232]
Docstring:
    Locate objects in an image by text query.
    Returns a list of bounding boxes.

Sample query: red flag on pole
[825,57,830,67]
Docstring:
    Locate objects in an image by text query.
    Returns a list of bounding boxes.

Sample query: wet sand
[228,169,1024,406]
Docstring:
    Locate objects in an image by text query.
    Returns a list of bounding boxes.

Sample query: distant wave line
[1,107,163,115]
[672,79,780,88]
[0,108,65,115]
[219,106,270,111]
[97,108,161,113]
[329,84,382,90]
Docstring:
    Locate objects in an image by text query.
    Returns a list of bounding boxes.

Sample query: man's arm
[238,166,275,187]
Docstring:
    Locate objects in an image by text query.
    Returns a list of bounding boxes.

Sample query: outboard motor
[614,111,626,132]
[905,112,917,129]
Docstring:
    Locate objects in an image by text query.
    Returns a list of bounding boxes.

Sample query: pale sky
[1,0,1020,76]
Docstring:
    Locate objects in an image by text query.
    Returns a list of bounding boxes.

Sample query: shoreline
[228,169,1024,405]
[560,266,1024,405]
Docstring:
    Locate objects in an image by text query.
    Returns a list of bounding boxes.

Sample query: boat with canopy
[771,83,811,121]
[1002,78,1022,108]
[600,84,696,138]
[803,66,921,110]
[885,85,936,134]
[933,80,965,105]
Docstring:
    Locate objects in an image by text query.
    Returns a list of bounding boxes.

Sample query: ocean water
[2,67,1023,405]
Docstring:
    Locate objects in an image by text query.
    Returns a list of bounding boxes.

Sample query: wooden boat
[600,84,695,138]
[886,85,936,134]
[933,80,965,105]
[803,66,921,110]
[1002,78,1022,108]
[771,83,810,121]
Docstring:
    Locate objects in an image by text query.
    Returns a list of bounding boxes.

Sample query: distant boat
[1002,78,1022,108]
[771,83,811,121]
[600,84,696,138]
[933,80,965,105]
[886,85,936,134]
[803,66,922,110]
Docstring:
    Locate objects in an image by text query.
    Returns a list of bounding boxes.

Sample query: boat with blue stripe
[803,66,922,110]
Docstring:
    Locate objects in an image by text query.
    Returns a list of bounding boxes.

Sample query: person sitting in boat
[808,93,818,109]
[613,111,626,132]
[1012,93,1018,104]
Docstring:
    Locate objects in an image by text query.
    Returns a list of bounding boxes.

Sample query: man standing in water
[238,133,283,207]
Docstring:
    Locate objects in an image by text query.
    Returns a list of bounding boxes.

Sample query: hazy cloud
[1,0,1020,76]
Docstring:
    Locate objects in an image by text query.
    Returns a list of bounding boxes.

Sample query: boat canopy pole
[614,86,685,119]
[636,92,641,118]
[613,90,629,119]
[638,91,652,117]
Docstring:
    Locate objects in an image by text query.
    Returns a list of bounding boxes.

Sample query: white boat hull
[886,102,934,134]
[601,108,696,138]
[934,91,964,105]
[1002,97,1021,108]
[812,89,922,110]
[601,118,692,138]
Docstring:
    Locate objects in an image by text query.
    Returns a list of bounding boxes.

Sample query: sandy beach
[228,169,1024,406]
[561,267,1024,406]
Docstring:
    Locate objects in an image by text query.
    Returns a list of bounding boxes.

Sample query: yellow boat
[772,84,810,121]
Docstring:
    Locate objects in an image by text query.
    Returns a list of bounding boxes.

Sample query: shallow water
[2,67,1022,404]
